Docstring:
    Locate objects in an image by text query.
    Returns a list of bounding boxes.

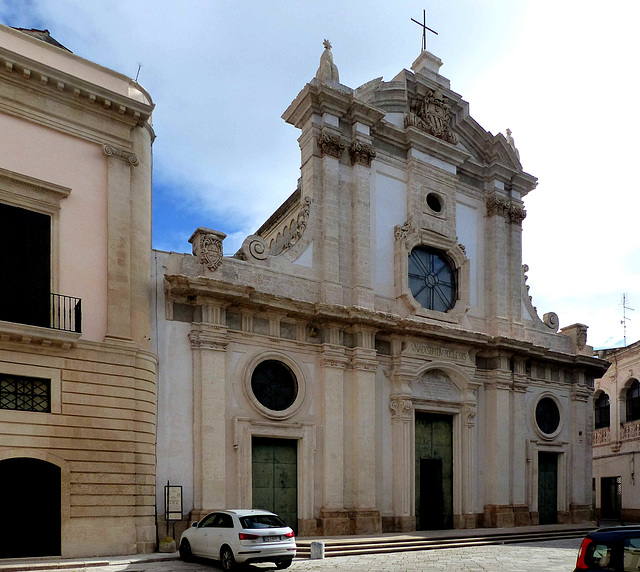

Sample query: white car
[179,509,296,570]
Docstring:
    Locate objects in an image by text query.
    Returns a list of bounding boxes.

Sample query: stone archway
[0,457,61,558]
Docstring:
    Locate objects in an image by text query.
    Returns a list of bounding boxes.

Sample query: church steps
[294,527,593,558]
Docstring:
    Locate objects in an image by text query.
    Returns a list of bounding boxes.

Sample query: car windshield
[239,514,287,529]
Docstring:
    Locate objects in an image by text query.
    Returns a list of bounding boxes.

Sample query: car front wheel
[220,545,236,571]
[275,558,293,569]
[179,539,192,562]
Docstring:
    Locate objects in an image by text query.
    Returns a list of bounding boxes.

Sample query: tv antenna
[621,293,634,347]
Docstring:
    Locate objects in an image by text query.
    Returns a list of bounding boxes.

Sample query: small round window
[426,193,443,213]
[408,246,456,312]
[535,397,560,435]
[251,360,298,411]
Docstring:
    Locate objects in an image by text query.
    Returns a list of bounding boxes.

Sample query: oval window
[535,397,560,435]
[251,360,298,411]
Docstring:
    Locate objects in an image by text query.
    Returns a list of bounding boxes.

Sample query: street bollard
[310,540,325,559]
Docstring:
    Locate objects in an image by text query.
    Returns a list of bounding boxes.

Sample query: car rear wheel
[179,539,192,562]
[275,558,293,569]
[220,545,236,571]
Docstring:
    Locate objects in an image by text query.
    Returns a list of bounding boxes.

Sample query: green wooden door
[538,452,558,525]
[252,437,298,533]
[415,412,453,529]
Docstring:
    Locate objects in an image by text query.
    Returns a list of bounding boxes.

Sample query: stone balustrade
[593,427,611,445]
[621,419,640,441]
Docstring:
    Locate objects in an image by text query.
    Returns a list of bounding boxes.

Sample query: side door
[216,513,236,557]
[189,513,218,557]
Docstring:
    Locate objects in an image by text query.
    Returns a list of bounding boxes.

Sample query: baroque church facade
[155,44,607,536]
[0,26,156,558]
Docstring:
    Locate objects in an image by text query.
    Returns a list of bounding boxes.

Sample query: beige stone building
[593,339,640,522]
[154,45,607,537]
[0,26,156,558]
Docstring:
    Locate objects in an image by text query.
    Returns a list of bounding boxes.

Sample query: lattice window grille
[0,375,51,412]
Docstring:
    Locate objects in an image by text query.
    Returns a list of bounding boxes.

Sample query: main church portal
[415,412,453,529]
[252,437,298,533]
[0,457,61,558]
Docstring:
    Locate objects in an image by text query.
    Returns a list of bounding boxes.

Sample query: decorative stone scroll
[102,144,139,166]
[317,132,345,159]
[240,234,268,261]
[485,192,526,224]
[349,140,376,166]
[393,221,413,241]
[282,197,312,252]
[543,312,559,332]
[405,88,459,145]
[390,398,412,420]
[189,227,226,272]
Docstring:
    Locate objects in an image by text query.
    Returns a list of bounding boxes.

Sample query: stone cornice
[164,273,608,373]
[0,166,71,200]
[0,46,154,126]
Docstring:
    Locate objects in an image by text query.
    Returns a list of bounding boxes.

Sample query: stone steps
[294,527,593,559]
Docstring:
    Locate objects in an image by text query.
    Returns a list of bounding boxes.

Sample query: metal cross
[411,10,438,51]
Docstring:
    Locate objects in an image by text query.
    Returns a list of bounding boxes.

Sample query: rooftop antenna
[411,9,438,52]
[621,293,634,347]
[134,63,142,83]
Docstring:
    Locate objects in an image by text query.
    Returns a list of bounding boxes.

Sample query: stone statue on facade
[316,39,339,83]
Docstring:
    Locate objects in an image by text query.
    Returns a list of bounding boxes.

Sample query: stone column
[511,358,530,525]
[507,198,526,338]
[319,329,350,534]
[483,354,514,527]
[316,119,345,305]
[189,311,228,521]
[389,394,414,531]
[349,125,376,309]
[345,327,381,533]
[570,378,593,523]
[461,401,478,528]
[103,144,136,341]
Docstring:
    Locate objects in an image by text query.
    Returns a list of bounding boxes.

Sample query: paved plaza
[14,538,582,572]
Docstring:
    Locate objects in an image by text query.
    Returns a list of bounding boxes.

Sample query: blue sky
[1,0,638,349]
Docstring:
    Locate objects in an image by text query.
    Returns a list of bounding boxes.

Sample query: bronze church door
[538,452,558,525]
[252,437,298,533]
[0,457,61,558]
[415,412,453,529]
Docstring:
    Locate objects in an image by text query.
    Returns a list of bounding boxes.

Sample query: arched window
[626,380,640,422]
[594,393,610,429]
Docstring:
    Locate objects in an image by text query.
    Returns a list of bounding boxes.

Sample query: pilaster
[189,320,228,516]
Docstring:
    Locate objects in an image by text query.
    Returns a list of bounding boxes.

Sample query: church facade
[0,26,156,557]
[154,45,607,536]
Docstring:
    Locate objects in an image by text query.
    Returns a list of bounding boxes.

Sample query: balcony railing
[593,426,611,445]
[621,419,640,441]
[0,293,81,334]
[51,293,82,333]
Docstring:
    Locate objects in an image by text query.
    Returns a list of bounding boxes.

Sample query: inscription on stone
[410,342,467,361]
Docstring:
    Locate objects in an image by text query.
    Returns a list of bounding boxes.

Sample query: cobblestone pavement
[51,538,583,572]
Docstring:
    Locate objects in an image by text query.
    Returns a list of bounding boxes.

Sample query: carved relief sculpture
[282,197,312,252]
[390,398,412,420]
[393,221,413,241]
[188,227,226,272]
[405,88,459,145]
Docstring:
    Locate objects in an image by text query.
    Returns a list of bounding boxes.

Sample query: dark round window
[251,360,298,411]
[426,193,442,213]
[408,246,456,312]
[535,397,560,435]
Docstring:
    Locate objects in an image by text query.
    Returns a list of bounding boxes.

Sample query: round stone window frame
[243,352,307,420]
[533,393,564,440]
[426,192,444,214]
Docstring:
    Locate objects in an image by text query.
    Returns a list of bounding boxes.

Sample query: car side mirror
[191,521,198,528]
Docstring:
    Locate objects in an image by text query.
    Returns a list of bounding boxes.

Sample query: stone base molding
[319,509,352,535]
[483,504,533,528]
[348,509,382,535]
[382,515,416,533]
[622,509,640,522]
[570,504,594,524]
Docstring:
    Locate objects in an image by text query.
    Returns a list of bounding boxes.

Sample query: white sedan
[179,509,296,570]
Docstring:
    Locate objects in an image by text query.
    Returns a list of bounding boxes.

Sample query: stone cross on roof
[411,10,438,51]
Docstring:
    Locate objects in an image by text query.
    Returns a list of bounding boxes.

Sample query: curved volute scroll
[239,235,268,262]
[521,264,561,333]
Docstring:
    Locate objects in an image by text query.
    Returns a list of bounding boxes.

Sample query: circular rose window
[535,397,560,435]
[251,360,298,411]
[408,246,456,312]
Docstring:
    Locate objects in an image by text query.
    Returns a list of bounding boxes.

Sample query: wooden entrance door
[601,476,622,520]
[0,457,61,557]
[252,437,298,533]
[538,452,558,525]
[415,412,453,529]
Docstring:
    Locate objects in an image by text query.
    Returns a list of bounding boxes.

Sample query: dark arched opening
[0,457,61,558]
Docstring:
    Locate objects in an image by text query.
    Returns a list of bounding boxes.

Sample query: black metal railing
[51,293,82,333]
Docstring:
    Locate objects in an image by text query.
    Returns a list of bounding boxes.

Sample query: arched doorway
[0,457,61,557]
